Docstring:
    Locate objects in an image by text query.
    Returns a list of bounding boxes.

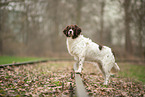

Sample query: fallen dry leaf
[0,61,144,96]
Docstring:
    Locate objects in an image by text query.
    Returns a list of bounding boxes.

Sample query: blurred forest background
[0,0,145,59]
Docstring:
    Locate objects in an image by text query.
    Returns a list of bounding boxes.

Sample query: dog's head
[63,25,81,39]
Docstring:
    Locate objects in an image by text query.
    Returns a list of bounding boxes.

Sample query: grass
[0,56,45,65]
[118,63,145,84]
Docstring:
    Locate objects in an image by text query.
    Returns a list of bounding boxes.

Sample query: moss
[0,56,45,65]
[118,63,145,84]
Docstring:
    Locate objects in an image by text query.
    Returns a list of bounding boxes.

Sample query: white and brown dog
[63,25,120,85]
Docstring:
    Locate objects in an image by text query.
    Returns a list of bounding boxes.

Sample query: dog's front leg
[74,60,79,71]
[75,57,85,74]
[73,57,79,71]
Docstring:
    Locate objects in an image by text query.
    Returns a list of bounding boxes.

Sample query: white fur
[66,35,120,85]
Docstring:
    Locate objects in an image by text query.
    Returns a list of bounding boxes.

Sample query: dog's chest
[66,39,73,54]
[66,37,85,56]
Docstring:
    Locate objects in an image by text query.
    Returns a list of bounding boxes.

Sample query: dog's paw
[103,81,108,85]
[75,70,81,74]
[103,83,108,85]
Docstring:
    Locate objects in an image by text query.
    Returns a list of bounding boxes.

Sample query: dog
[63,25,120,85]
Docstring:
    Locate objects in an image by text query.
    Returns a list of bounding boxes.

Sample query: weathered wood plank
[75,73,88,97]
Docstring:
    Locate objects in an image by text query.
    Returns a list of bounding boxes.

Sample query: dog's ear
[63,26,69,35]
[74,25,78,28]
[75,25,81,35]
[72,25,81,39]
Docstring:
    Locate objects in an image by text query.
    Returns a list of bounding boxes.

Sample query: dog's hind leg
[96,61,105,75]
[96,62,109,84]
[102,63,114,85]
[96,61,113,85]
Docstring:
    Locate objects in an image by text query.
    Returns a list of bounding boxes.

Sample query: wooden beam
[75,73,88,97]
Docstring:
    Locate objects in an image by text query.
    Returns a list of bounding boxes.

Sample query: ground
[0,61,145,96]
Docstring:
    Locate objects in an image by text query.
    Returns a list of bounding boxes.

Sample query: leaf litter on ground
[0,61,145,97]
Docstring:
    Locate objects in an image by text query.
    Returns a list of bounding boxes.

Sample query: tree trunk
[138,27,143,57]
[0,38,2,55]
[51,0,59,52]
[76,0,82,25]
[124,0,133,55]
[24,3,29,45]
[138,0,144,58]
[0,4,3,55]
[100,0,105,44]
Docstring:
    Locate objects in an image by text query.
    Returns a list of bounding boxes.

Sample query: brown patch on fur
[99,45,103,50]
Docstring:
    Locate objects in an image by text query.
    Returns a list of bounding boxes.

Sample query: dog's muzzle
[68,29,74,36]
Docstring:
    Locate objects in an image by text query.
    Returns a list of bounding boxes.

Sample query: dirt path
[0,61,145,96]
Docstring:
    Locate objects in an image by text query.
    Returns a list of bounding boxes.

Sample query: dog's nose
[70,31,72,34]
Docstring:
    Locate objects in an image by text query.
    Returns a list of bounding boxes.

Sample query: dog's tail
[111,63,120,73]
